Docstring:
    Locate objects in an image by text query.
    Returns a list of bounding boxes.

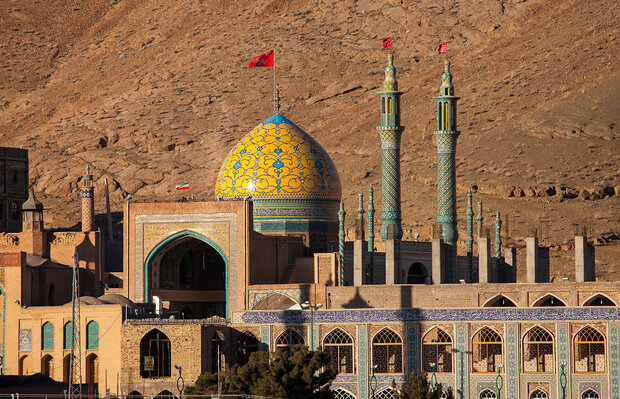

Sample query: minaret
[466,189,473,254]
[81,165,95,232]
[495,211,502,259]
[338,200,346,286]
[466,189,474,282]
[434,60,460,246]
[367,184,375,284]
[356,194,365,240]
[377,54,404,241]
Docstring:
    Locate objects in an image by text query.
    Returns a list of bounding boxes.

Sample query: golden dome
[215,114,341,200]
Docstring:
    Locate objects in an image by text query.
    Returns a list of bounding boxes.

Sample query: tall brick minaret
[434,60,460,279]
[81,165,95,232]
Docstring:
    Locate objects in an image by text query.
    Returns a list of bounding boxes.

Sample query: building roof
[215,113,341,201]
[21,188,44,211]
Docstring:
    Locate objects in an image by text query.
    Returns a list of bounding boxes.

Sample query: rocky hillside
[0,0,618,279]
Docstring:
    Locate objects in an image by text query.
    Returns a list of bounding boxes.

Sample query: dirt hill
[1,0,618,280]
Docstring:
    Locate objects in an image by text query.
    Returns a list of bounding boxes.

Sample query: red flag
[248,50,274,69]
[382,37,391,48]
[437,43,448,54]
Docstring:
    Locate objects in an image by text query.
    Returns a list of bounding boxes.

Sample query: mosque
[0,55,619,399]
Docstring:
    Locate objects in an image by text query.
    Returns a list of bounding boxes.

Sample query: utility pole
[69,250,82,399]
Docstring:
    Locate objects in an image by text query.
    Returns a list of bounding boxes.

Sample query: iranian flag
[176,183,190,190]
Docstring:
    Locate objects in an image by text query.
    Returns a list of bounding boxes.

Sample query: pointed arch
[483,294,517,308]
[275,329,305,355]
[64,321,75,350]
[86,320,99,349]
[18,355,31,375]
[582,389,599,399]
[582,293,617,307]
[422,327,453,373]
[532,294,566,307]
[372,328,402,373]
[479,389,497,399]
[530,389,548,399]
[140,329,171,378]
[41,354,53,378]
[127,391,143,399]
[144,230,228,317]
[407,262,428,284]
[472,326,503,373]
[376,387,394,399]
[574,325,605,373]
[154,390,175,399]
[41,321,54,350]
[252,292,300,310]
[332,388,356,399]
[236,330,258,365]
[324,328,354,374]
[522,325,554,372]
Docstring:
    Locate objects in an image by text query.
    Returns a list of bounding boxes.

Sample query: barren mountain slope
[0,0,618,279]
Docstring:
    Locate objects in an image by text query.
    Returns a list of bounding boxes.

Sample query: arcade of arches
[149,235,226,318]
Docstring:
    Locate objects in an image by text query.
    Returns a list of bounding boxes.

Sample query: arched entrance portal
[148,233,226,318]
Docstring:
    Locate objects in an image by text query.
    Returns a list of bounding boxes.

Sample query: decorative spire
[355,193,364,240]
[81,164,95,232]
[338,200,346,286]
[383,54,398,91]
[22,187,44,211]
[466,189,473,254]
[495,211,502,259]
[439,60,454,96]
[477,201,483,238]
[274,84,281,114]
[368,185,375,252]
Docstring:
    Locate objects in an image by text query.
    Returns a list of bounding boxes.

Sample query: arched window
[582,390,599,399]
[140,329,171,378]
[375,387,394,399]
[530,389,547,399]
[583,294,616,306]
[211,331,225,373]
[275,329,305,355]
[86,353,99,388]
[533,295,566,307]
[86,321,99,350]
[154,390,174,399]
[41,355,53,378]
[574,326,605,373]
[381,98,386,114]
[42,322,54,350]
[407,263,427,284]
[472,327,502,373]
[64,321,76,350]
[387,98,393,114]
[18,355,31,375]
[323,328,354,374]
[236,331,259,366]
[372,328,402,373]
[127,391,143,399]
[523,326,554,372]
[423,327,452,373]
[332,388,356,399]
[480,389,497,399]
[63,355,71,382]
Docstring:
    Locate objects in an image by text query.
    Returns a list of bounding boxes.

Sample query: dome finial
[383,53,398,91]
[275,84,281,114]
[440,60,454,96]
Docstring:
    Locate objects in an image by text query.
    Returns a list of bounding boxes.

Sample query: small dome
[215,114,341,200]
[22,188,44,211]
[98,293,136,307]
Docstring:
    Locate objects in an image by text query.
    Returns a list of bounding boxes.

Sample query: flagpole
[273,49,277,114]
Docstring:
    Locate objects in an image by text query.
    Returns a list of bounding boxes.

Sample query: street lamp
[301,300,323,350]
[175,365,184,399]
[495,364,503,399]
[370,364,378,399]
[429,362,437,390]
[560,363,567,399]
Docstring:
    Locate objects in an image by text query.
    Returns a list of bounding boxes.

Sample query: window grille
[423,327,453,373]
[86,321,99,350]
[530,389,548,399]
[472,327,502,373]
[372,328,402,373]
[275,329,305,355]
[332,388,356,399]
[375,387,394,399]
[480,389,497,399]
[582,390,599,399]
[236,331,259,365]
[574,326,605,373]
[523,326,554,373]
[324,328,354,374]
[42,322,54,350]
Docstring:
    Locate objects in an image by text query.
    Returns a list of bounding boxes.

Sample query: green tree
[191,346,337,399]
[393,370,454,399]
